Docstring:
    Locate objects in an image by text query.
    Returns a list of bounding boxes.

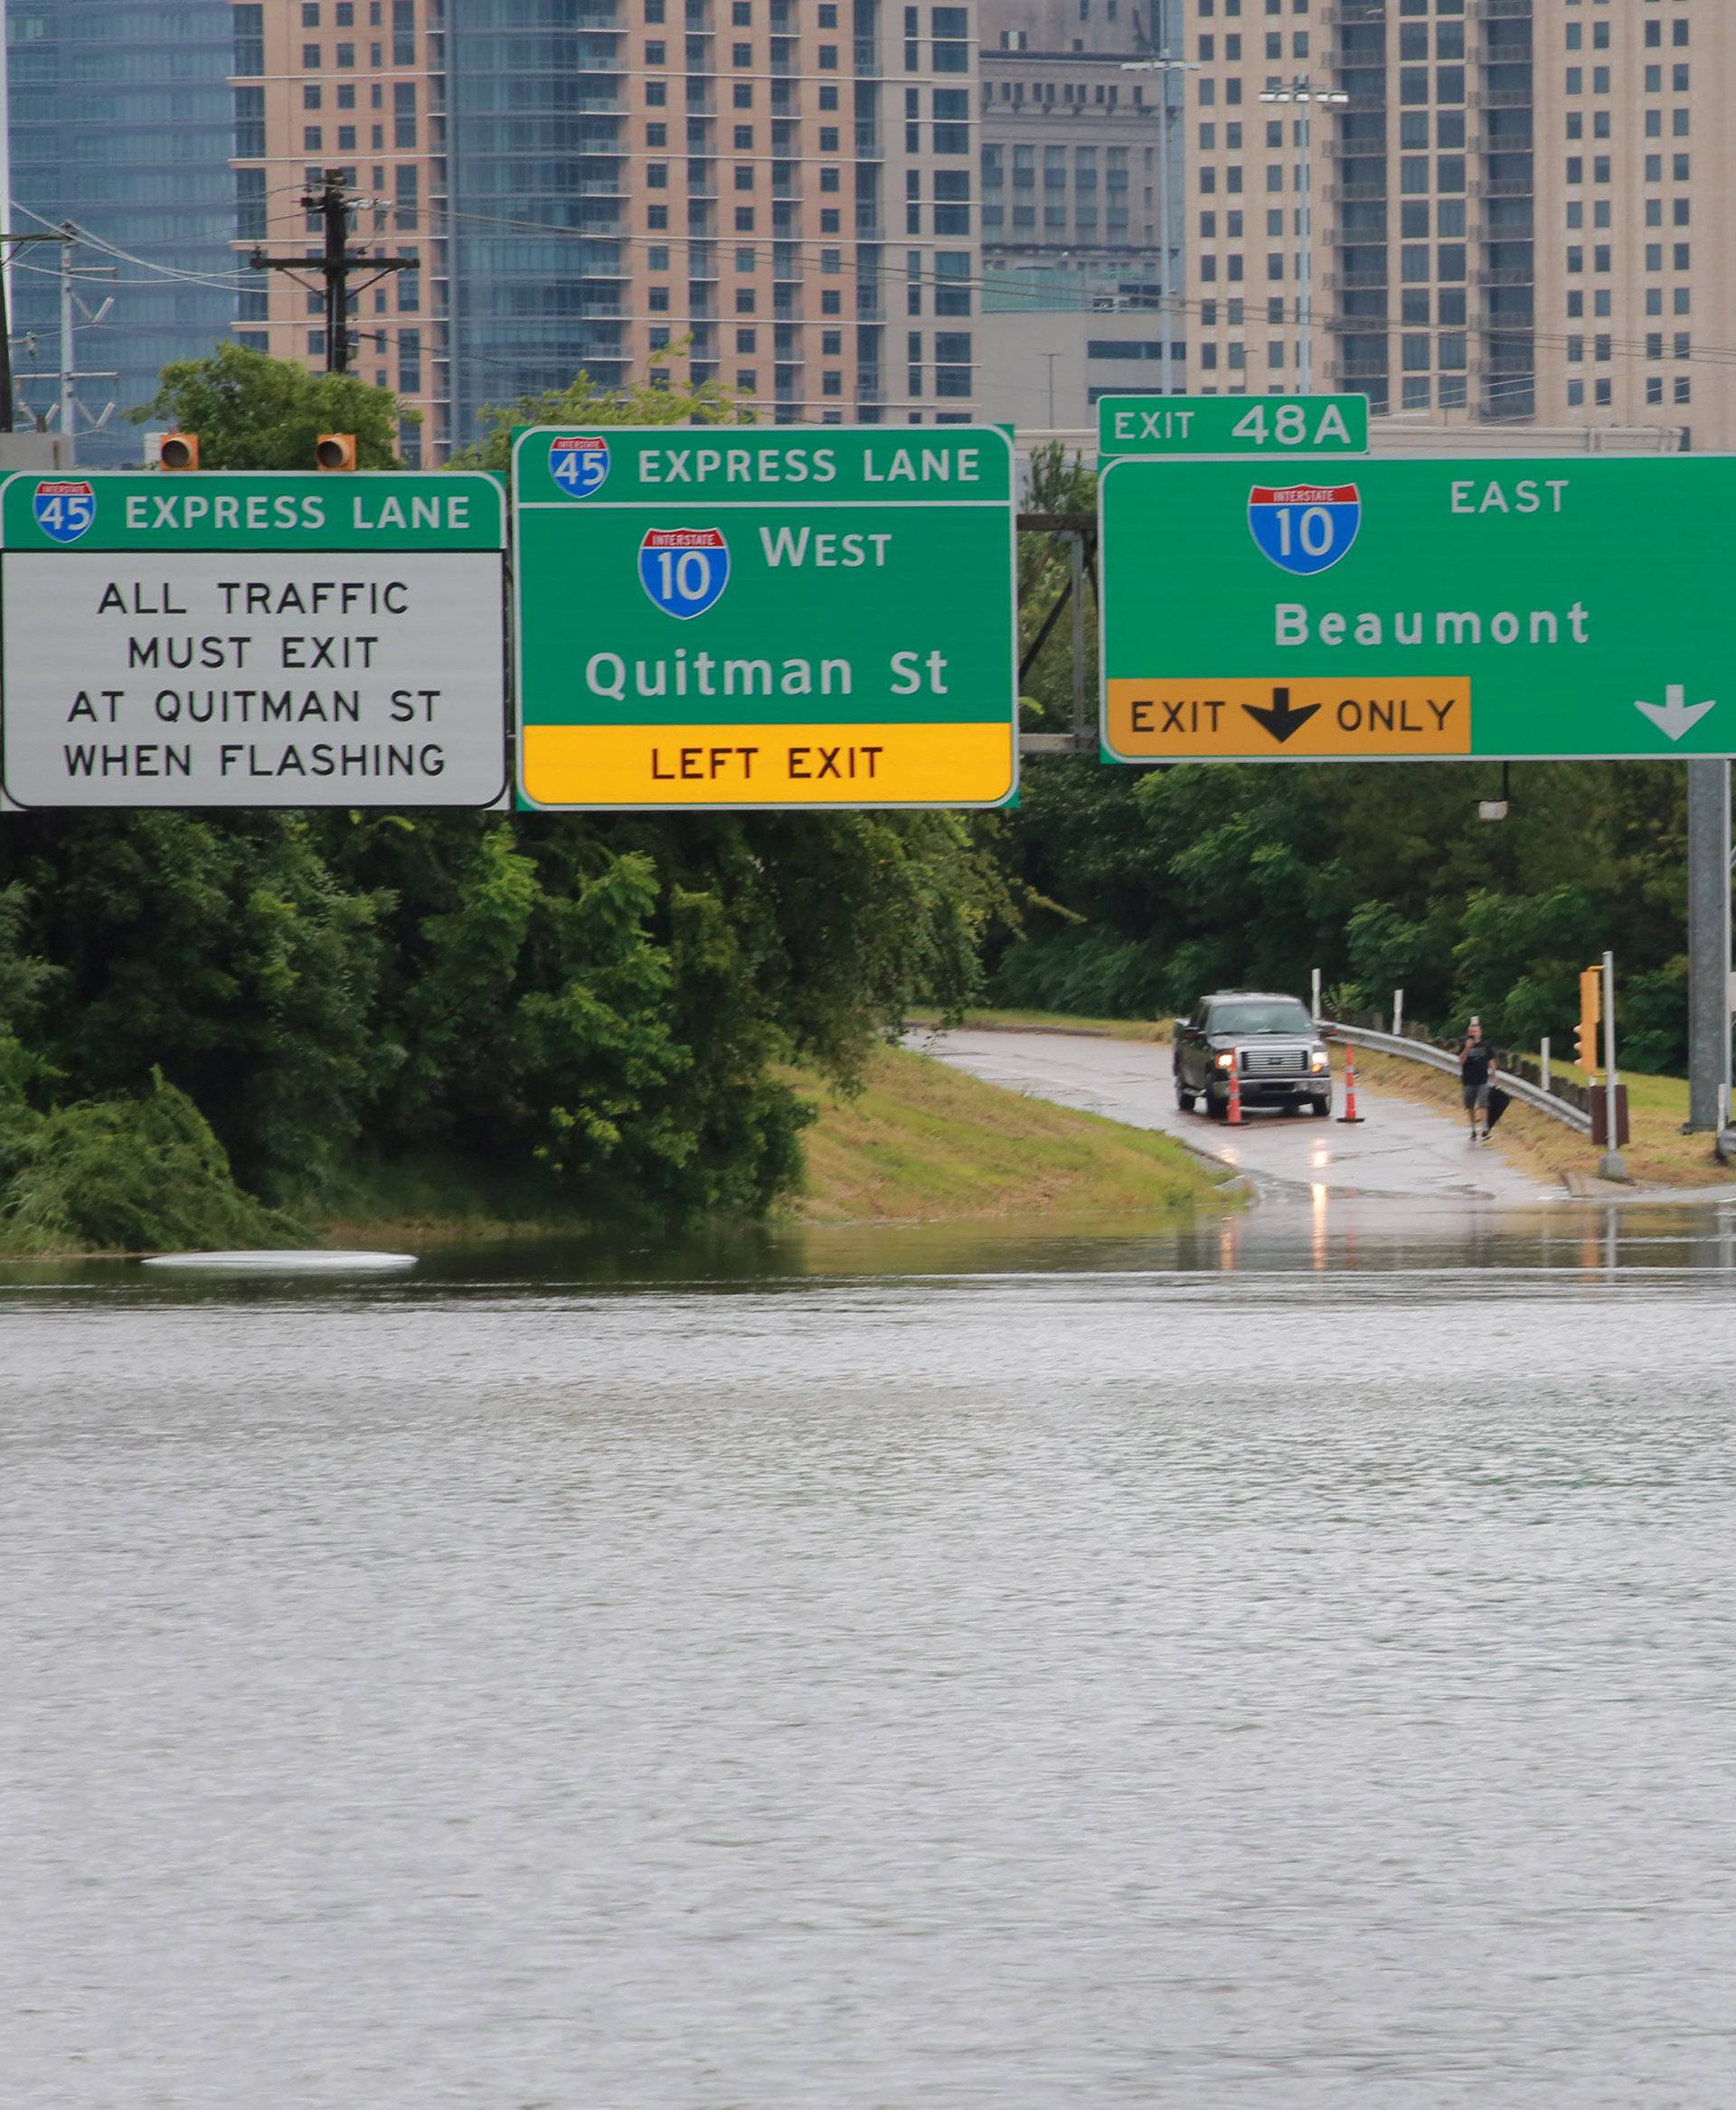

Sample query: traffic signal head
[314,432,357,471]
[1575,964,1602,1074]
[158,432,200,471]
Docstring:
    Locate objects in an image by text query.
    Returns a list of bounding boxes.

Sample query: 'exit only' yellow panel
[522,721,1015,807]
[1106,677,1472,759]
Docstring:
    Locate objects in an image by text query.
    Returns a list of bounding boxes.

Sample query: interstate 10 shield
[1247,482,1360,577]
[549,433,610,497]
[637,526,730,618]
[32,479,96,545]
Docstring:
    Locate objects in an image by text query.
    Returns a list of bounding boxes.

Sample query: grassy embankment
[789,1041,1232,1223]
[913,1007,1730,1192]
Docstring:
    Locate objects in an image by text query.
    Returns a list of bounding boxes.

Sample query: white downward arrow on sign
[1635,683,1718,741]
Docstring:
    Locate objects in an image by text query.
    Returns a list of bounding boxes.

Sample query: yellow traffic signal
[158,432,200,471]
[1574,965,1602,1076]
[314,432,357,471]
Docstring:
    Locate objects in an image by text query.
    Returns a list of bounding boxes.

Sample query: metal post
[1297,94,1313,394]
[1393,987,1403,1038]
[1157,71,1172,396]
[1685,757,1730,1131]
[1541,1034,1551,1094]
[1068,530,1087,748]
[1311,966,1322,1022]
[58,231,76,454]
[1122,50,1200,400]
[1599,947,1627,1182]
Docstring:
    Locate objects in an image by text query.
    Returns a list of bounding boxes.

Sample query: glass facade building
[444,0,629,440]
[5,0,237,463]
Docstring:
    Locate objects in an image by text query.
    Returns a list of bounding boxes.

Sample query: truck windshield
[1210,1002,1314,1037]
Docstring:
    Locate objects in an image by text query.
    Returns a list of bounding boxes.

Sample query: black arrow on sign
[1242,684,1322,746]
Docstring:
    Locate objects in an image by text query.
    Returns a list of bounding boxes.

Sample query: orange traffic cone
[1337,1041,1364,1124]
[1227,1052,1244,1126]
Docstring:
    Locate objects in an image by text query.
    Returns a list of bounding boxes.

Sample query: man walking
[1459,1018,1497,1143]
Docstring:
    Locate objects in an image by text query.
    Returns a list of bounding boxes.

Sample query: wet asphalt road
[909,1028,1557,1205]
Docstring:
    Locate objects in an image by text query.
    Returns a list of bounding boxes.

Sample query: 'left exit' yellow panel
[522,721,1015,806]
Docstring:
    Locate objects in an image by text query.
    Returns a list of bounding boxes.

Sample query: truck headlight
[1309,1048,1330,1073]
[1215,1051,1235,1069]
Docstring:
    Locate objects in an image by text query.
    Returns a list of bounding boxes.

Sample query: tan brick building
[1170,0,1719,445]
[230,0,447,461]
[614,0,983,423]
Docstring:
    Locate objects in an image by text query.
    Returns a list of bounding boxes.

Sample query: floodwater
[5,1197,1736,2109]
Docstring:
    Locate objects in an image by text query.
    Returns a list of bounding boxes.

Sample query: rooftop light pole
[1121,54,1202,398]
[1258,79,1349,394]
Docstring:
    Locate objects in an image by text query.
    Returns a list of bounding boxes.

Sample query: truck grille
[1240,1046,1308,1078]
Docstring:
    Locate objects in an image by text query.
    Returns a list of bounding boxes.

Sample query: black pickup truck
[1173,990,1333,1119]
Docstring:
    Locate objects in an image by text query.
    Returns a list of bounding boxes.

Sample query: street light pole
[1258,79,1347,397]
[1122,54,1201,398]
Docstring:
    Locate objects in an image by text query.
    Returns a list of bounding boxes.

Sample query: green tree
[132,342,409,469]
[451,361,748,474]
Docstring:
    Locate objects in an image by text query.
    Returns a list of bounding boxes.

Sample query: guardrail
[1319,1015,1593,1136]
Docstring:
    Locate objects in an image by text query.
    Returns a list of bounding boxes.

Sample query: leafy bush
[3,1072,303,1255]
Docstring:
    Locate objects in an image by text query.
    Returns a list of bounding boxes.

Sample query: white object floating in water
[142,1250,418,1275]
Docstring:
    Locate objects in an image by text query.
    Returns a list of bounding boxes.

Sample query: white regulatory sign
[0,551,507,807]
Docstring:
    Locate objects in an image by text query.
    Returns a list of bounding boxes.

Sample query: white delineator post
[1540,1034,1551,1094]
[1393,987,1404,1038]
[1312,966,1322,1022]
[1599,947,1627,1181]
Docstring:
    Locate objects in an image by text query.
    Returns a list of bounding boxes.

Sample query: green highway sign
[511,424,1018,810]
[1099,453,1736,763]
[1098,392,1368,458]
[0,470,507,807]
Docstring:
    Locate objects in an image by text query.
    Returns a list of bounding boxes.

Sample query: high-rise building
[979,0,1169,306]
[976,0,1190,426]
[5,0,237,463]
[563,0,983,429]
[230,0,985,451]
[1162,1,1727,446]
[228,0,445,461]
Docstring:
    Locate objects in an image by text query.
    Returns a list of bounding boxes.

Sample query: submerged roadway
[910,1027,1558,1206]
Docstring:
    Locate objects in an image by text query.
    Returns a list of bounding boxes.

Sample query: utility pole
[1684,758,1731,1132]
[250,170,416,375]
[0,231,67,435]
[59,235,76,440]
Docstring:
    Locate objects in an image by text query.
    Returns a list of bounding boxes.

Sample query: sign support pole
[1685,757,1730,1131]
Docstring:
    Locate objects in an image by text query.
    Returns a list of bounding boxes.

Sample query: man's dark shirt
[1460,1038,1494,1089]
